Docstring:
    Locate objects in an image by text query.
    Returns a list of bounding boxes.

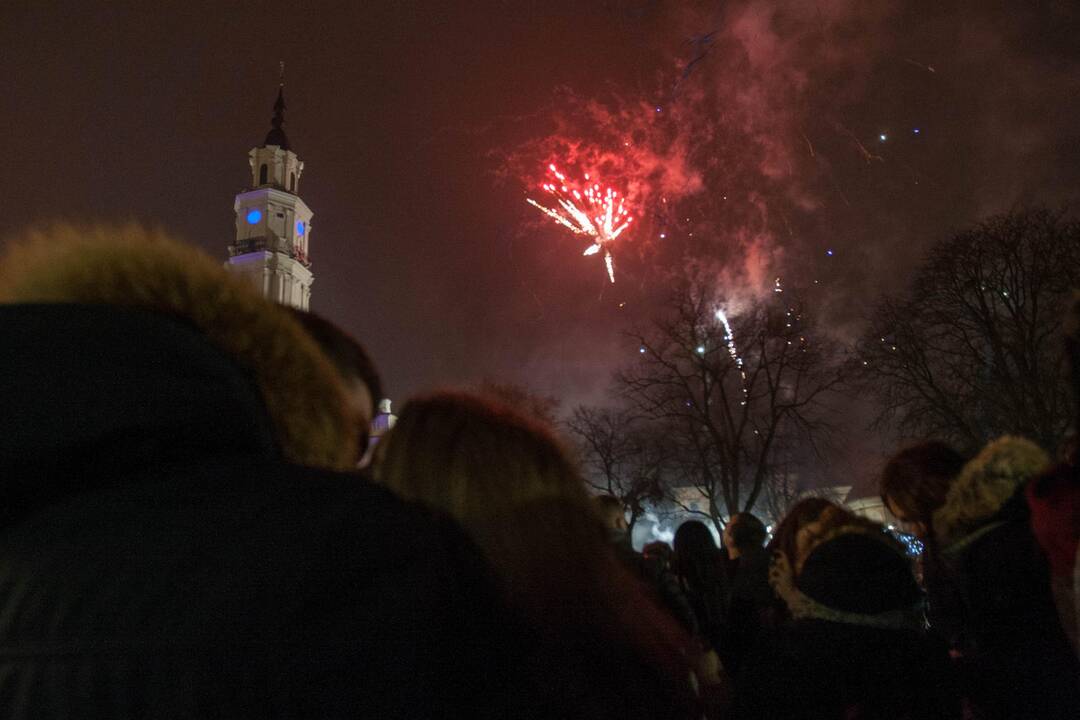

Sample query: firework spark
[715,308,744,369]
[716,307,750,404]
[526,163,633,282]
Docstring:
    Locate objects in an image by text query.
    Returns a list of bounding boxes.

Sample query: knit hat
[798,533,922,615]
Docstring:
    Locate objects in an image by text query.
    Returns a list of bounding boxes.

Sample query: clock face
[296,221,305,236]
[246,209,262,225]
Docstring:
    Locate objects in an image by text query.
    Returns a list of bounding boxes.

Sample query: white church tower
[227,81,313,309]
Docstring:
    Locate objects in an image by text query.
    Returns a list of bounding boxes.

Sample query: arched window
[259,164,268,185]
[289,172,296,192]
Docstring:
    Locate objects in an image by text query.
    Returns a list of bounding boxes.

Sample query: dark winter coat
[674,556,730,653]
[735,524,960,719]
[734,620,957,720]
[1027,460,1080,654]
[0,229,708,719]
[720,546,773,676]
[0,304,541,718]
[933,437,1080,720]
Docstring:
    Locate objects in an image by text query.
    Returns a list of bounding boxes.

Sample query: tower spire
[230,64,312,309]
[263,61,290,150]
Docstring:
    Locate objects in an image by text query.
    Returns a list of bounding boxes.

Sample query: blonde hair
[374,392,694,694]
[374,392,592,547]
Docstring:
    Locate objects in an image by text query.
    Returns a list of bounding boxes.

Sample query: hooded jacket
[932,436,1079,720]
[0,226,536,718]
[734,522,958,719]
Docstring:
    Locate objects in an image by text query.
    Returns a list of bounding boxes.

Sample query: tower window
[289,172,296,191]
[259,164,268,185]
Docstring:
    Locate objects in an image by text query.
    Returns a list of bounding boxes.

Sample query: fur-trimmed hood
[0,223,357,470]
[933,435,1050,549]
[770,511,922,630]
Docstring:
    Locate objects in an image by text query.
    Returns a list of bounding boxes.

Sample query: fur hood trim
[791,507,902,574]
[933,436,1049,548]
[769,550,923,631]
[0,223,357,470]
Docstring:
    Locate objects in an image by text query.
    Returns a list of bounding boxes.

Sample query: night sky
[5,1,1080,446]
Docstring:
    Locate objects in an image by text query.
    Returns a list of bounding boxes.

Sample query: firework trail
[715,308,742,368]
[526,164,633,282]
[716,307,750,405]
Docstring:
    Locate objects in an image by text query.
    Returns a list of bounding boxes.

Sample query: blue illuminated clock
[246,209,262,225]
[296,221,305,235]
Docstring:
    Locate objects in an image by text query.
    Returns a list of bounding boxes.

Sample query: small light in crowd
[639,346,646,354]
[696,345,706,355]
[879,133,887,142]
[913,128,921,134]
[826,248,834,256]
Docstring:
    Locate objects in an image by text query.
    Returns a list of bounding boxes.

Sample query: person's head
[672,521,728,630]
[769,504,919,617]
[594,494,628,531]
[0,223,358,470]
[642,541,673,568]
[673,520,724,581]
[787,521,921,621]
[673,520,719,560]
[789,505,885,573]
[288,309,382,465]
[933,435,1050,546]
[374,392,588,531]
[880,441,965,539]
[767,497,838,569]
[373,392,694,705]
[723,512,767,559]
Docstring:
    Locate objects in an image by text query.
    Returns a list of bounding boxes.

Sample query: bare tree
[618,279,847,534]
[860,208,1080,454]
[565,406,670,531]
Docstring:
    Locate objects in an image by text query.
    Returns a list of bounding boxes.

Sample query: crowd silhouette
[0,225,1077,718]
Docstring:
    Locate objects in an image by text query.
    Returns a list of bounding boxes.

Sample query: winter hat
[770,515,922,630]
[798,533,921,616]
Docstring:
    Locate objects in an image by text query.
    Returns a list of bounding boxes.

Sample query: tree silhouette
[860,208,1080,454]
[618,278,846,533]
[566,405,670,531]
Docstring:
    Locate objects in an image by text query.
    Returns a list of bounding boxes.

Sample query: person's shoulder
[277,463,497,572]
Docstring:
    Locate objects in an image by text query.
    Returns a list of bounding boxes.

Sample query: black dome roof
[262,87,290,150]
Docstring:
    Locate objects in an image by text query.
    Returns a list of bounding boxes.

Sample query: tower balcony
[228,235,311,267]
